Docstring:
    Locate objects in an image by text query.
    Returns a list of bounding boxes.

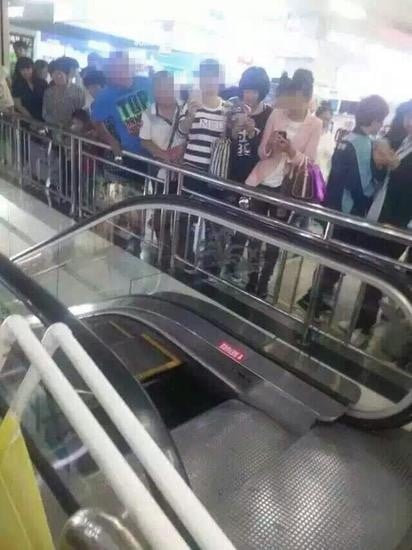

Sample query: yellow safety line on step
[109,320,134,339]
[137,333,182,382]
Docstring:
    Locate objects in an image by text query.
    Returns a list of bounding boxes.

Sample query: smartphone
[276,131,287,139]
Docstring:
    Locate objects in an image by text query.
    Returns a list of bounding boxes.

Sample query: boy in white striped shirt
[179,59,227,191]
[177,59,230,273]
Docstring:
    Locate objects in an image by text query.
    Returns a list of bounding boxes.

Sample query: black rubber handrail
[13,195,412,313]
[8,195,412,426]
[0,249,189,481]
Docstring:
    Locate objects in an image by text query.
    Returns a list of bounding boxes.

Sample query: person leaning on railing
[42,57,86,130]
[298,95,394,348]
[12,57,47,122]
[140,70,185,268]
[351,100,412,357]
[0,67,14,114]
[90,51,151,257]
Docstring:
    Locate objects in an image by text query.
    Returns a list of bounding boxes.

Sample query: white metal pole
[1,315,189,550]
[45,323,236,550]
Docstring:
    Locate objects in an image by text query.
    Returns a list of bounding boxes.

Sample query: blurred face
[38,66,48,80]
[20,66,33,81]
[403,113,412,136]
[154,75,175,106]
[242,89,260,109]
[15,46,28,59]
[369,119,384,137]
[69,67,78,80]
[107,54,135,88]
[71,118,84,133]
[199,73,220,96]
[86,83,103,99]
[287,91,310,118]
[88,53,101,70]
[52,70,68,86]
[319,109,333,130]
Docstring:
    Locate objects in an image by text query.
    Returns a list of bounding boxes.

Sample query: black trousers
[229,186,285,295]
[177,176,236,273]
[317,227,407,332]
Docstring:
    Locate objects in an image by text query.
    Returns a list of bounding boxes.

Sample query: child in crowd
[71,108,98,139]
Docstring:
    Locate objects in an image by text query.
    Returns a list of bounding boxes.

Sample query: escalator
[2,195,412,548]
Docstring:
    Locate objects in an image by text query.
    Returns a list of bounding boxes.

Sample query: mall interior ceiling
[6,0,412,50]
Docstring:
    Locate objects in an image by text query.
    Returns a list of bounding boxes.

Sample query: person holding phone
[244,69,322,298]
[246,69,322,298]
[225,67,272,282]
[229,67,272,182]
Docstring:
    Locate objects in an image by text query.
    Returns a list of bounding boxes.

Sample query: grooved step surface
[173,400,412,550]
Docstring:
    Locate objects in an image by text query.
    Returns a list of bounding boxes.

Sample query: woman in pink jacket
[245,69,322,298]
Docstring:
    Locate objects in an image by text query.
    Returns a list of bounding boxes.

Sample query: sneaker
[338,321,369,348]
[350,329,369,348]
[183,264,198,275]
[126,236,141,257]
[223,267,243,285]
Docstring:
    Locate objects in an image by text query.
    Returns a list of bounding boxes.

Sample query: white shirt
[140,101,185,151]
[180,98,226,171]
[317,130,335,181]
[263,118,304,188]
[0,67,13,113]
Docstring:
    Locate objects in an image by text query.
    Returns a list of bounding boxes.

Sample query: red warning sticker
[217,341,245,363]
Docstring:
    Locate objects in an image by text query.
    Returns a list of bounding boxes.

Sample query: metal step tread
[173,399,412,550]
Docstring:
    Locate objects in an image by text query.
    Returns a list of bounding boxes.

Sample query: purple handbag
[282,158,326,203]
[308,163,326,203]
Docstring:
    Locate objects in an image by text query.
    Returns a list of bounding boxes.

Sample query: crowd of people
[0,46,411,350]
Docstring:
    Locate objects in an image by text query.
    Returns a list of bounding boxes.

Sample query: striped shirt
[179,99,227,172]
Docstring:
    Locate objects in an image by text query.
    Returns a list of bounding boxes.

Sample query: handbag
[281,157,325,203]
[209,137,232,179]
[156,102,182,184]
[208,101,232,179]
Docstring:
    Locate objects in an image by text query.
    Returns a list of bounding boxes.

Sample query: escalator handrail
[0,249,189,482]
[3,110,412,247]
[12,195,412,325]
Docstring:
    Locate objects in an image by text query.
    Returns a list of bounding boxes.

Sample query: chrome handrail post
[77,137,83,218]
[70,134,76,217]
[301,221,335,344]
[170,172,183,272]
[15,116,22,186]
[157,170,170,268]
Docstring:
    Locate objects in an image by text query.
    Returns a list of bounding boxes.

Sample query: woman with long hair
[12,57,47,121]
[245,69,322,298]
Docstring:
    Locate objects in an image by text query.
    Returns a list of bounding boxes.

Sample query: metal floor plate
[173,399,296,510]
[173,400,412,550]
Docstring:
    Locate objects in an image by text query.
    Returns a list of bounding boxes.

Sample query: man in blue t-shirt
[91,51,151,159]
[91,51,151,257]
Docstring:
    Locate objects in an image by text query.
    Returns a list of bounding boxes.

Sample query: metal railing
[9,195,412,425]
[1,111,412,423]
[1,110,411,245]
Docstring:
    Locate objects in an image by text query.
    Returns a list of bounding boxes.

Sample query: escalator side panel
[81,300,347,433]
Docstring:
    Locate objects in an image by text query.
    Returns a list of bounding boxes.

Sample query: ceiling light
[330,0,366,20]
